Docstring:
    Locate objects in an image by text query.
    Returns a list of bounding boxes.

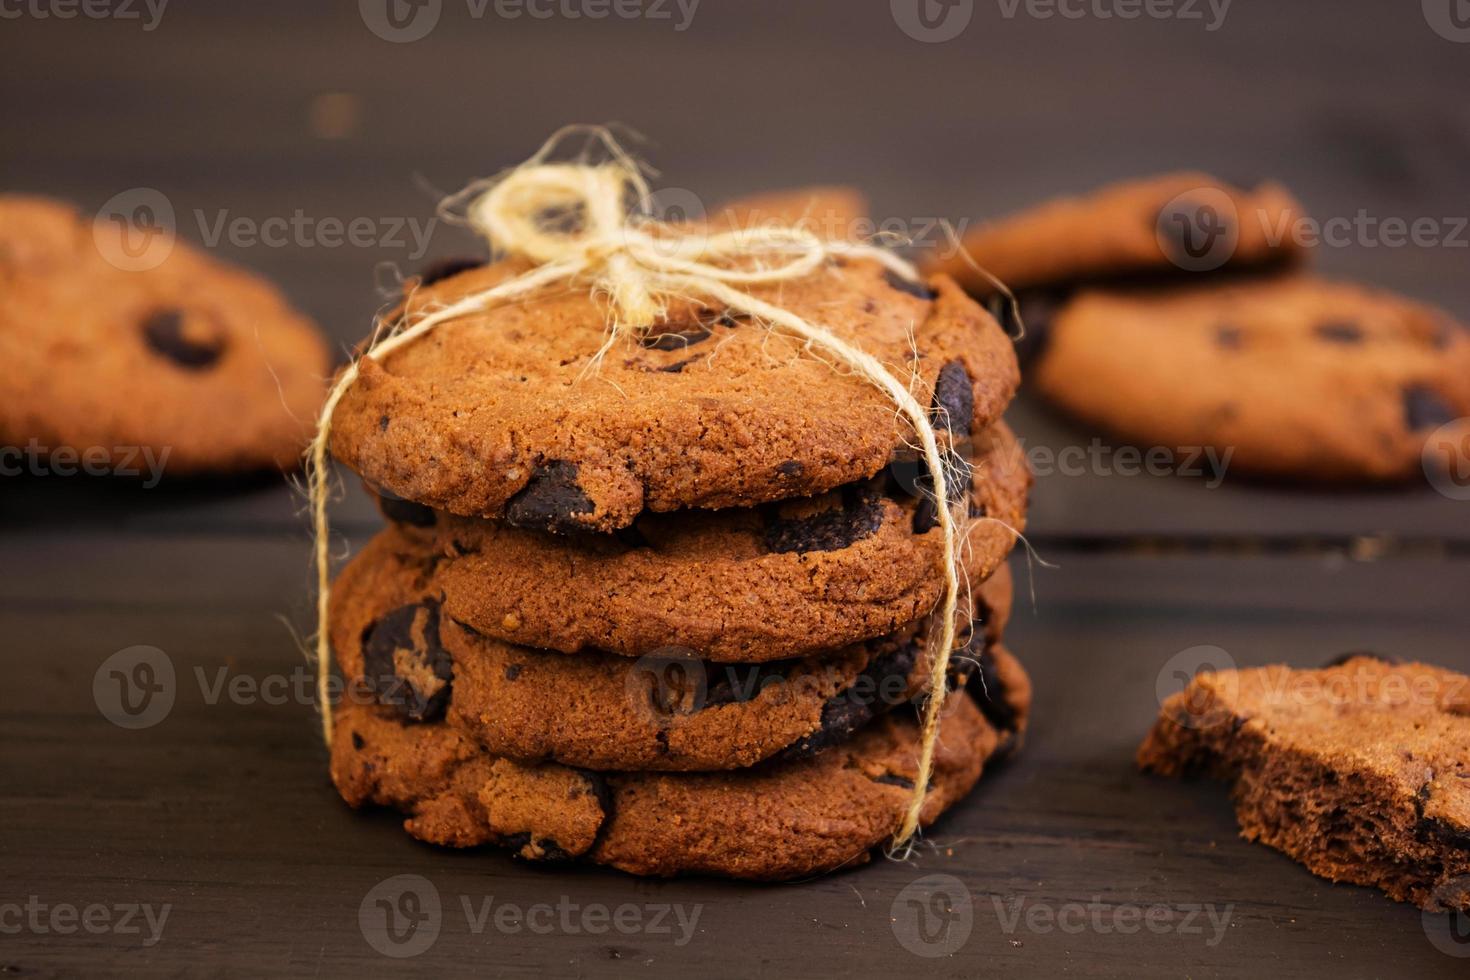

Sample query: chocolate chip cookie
[332,676,1026,879]
[328,255,1018,531]
[329,516,1017,769]
[925,172,1305,295]
[0,195,329,473]
[363,420,1028,661]
[1034,275,1470,481]
[1140,654,1470,911]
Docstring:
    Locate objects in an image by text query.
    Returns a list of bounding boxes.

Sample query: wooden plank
[2,538,1466,976]
[1011,391,1470,544]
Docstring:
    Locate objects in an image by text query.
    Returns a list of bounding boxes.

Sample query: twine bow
[309,127,965,851]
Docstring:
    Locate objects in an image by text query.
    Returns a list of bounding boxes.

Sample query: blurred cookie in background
[925,172,1307,357]
[0,195,330,478]
[1034,276,1470,482]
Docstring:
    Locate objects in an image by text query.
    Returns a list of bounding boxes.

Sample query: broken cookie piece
[1139,655,1470,911]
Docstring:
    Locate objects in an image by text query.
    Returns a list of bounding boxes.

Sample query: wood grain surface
[2,1,1468,976]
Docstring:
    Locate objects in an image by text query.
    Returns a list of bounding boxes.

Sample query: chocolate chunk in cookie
[764,486,885,554]
[932,360,975,434]
[142,308,227,369]
[1404,385,1456,432]
[504,460,596,534]
[1214,323,1244,349]
[639,318,713,351]
[774,638,920,761]
[1321,650,1401,668]
[968,646,1018,734]
[883,268,936,301]
[1314,319,1364,344]
[910,450,974,534]
[361,601,453,721]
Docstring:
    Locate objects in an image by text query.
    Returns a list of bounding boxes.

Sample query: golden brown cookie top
[328,255,1018,529]
[0,194,329,473]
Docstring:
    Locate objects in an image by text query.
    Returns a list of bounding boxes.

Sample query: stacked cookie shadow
[927,173,1470,483]
[323,241,1032,879]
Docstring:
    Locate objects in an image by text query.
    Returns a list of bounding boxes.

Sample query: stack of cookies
[323,242,1032,879]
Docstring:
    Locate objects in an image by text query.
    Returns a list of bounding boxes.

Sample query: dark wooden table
[3,2,1468,976]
